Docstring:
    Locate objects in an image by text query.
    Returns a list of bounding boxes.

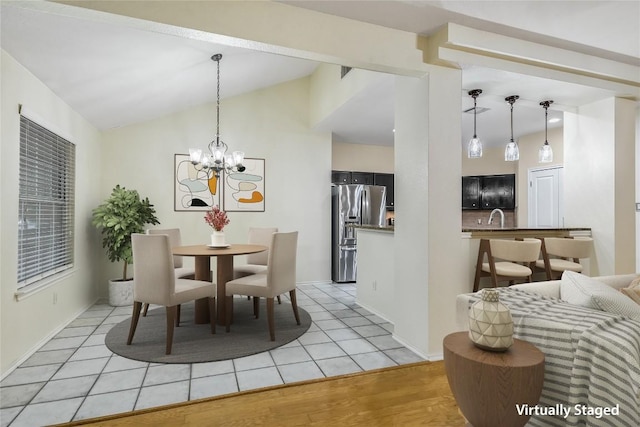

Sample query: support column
[393,66,463,358]
[564,97,636,275]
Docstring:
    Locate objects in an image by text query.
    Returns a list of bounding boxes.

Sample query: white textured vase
[468,288,514,352]
[211,231,226,246]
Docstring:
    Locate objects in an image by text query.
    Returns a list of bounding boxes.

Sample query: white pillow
[560,271,640,321]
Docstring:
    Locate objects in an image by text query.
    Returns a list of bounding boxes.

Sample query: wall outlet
[372,280,377,290]
[53,293,58,305]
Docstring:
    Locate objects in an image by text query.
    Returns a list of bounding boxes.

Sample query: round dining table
[172,244,267,326]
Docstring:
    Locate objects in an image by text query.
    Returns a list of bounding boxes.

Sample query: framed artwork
[223,158,265,212]
[174,154,222,211]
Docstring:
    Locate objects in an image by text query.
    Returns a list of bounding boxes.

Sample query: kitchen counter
[352,224,394,232]
[462,227,591,239]
[353,226,394,323]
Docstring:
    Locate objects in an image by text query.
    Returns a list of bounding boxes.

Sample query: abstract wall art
[174,154,221,211]
[223,158,265,212]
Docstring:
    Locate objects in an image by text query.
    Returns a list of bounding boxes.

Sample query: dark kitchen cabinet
[481,174,515,209]
[374,173,395,209]
[462,176,481,209]
[331,170,374,185]
[350,172,374,185]
[462,174,515,210]
[331,171,351,184]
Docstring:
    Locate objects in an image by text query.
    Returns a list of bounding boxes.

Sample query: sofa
[456,273,640,427]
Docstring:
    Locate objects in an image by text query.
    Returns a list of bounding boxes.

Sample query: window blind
[18,115,76,287]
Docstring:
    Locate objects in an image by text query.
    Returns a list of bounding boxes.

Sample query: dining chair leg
[290,290,301,325]
[253,297,260,319]
[267,297,275,341]
[208,297,216,334]
[142,303,149,317]
[176,304,181,327]
[225,296,233,332]
[166,306,177,355]
[127,301,143,345]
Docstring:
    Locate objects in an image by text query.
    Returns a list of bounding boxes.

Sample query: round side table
[443,332,545,427]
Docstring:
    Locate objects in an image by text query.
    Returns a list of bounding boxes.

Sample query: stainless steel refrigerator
[331,184,387,282]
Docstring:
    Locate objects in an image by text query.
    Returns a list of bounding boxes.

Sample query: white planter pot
[108,279,134,306]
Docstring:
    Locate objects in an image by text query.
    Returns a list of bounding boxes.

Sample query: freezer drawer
[332,246,357,283]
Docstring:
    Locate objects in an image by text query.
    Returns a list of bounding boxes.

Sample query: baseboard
[1,297,100,380]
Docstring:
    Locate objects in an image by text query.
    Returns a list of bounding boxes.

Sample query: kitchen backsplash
[462,210,516,228]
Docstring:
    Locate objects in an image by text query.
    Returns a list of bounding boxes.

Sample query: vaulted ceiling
[2,1,638,147]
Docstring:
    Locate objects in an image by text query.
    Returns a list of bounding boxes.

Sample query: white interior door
[528,166,563,228]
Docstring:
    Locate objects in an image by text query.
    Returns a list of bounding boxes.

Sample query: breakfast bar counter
[462,227,591,239]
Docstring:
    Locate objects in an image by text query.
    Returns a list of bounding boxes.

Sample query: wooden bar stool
[536,237,593,280]
[473,238,542,292]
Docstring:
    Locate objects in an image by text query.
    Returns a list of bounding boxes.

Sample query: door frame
[527,165,564,228]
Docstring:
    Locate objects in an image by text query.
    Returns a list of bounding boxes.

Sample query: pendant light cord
[510,102,514,142]
[216,56,220,144]
[544,105,548,143]
[473,96,478,138]
[505,95,518,142]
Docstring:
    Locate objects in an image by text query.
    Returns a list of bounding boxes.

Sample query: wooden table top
[444,332,544,368]
[172,244,267,257]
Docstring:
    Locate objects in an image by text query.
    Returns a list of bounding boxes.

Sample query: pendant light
[504,95,520,161]
[538,100,554,163]
[189,54,246,179]
[467,89,483,158]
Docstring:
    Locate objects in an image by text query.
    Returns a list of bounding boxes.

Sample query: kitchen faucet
[488,208,505,229]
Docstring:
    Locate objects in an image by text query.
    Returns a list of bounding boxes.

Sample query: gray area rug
[105,299,311,364]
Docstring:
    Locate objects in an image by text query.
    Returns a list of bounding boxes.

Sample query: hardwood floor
[56,361,464,426]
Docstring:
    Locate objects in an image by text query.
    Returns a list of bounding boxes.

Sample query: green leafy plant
[92,185,160,281]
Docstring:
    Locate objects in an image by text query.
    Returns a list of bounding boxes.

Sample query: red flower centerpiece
[205,205,230,246]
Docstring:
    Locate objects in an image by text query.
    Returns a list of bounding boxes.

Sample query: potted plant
[92,185,160,306]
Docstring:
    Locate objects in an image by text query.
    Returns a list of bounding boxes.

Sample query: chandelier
[189,54,245,179]
[538,100,554,163]
[504,95,520,161]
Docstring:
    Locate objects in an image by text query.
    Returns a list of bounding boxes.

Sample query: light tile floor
[0,282,424,426]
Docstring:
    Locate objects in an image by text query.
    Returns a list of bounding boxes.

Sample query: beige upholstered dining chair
[473,238,542,291]
[536,237,593,280]
[233,227,278,278]
[128,234,216,355]
[225,231,299,341]
[142,228,196,316]
[147,228,195,279]
[233,227,280,303]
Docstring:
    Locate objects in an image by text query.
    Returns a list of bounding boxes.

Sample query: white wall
[332,141,394,173]
[461,146,518,176]
[1,51,103,375]
[99,77,332,293]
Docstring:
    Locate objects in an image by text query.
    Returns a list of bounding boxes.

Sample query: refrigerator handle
[361,187,370,224]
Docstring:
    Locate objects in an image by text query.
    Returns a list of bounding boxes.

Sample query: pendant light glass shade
[538,100,554,163]
[467,89,483,158]
[505,141,519,161]
[504,95,520,161]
